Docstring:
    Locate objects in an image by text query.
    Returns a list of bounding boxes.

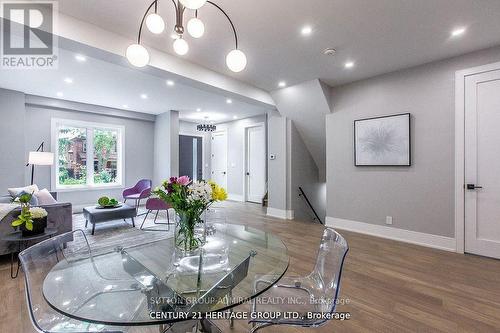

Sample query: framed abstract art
[354,113,411,166]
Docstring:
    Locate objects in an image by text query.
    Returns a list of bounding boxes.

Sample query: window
[52,119,124,190]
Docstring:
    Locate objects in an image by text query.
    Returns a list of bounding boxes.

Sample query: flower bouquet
[153,176,227,252]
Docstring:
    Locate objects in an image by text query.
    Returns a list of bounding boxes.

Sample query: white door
[465,69,500,259]
[211,131,227,190]
[246,125,266,203]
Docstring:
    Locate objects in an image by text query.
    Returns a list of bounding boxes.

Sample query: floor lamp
[27,142,54,185]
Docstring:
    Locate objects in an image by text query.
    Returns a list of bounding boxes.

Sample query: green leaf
[11,219,24,227]
[25,221,33,231]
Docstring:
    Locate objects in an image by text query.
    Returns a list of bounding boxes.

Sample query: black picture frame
[354,113,411,166]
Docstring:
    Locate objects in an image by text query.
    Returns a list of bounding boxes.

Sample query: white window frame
[51,118,125,192]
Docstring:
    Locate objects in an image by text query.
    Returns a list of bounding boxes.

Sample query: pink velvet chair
[123,179,152,213]
[140,197,173,231]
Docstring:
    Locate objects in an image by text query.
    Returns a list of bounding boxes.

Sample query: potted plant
[153,176,227,253]
[11,193,48,236]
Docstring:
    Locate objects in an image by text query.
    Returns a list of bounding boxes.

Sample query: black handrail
[298,187,323,225]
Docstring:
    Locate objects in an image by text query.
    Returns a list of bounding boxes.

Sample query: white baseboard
[227,193,244,202]
[267,207,294,220]
[325,217,456,252]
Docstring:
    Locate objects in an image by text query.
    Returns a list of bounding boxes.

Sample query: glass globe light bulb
[173,38,189,55]
[145,13,165,34]
[187,17,205,38]
[179,0,207,10]
[226,49,247,72]
[126,44,150,67]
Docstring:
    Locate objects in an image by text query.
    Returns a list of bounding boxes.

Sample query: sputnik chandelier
[126,0,247,72]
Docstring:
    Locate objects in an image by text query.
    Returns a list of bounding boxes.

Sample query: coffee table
[83,204,137,235]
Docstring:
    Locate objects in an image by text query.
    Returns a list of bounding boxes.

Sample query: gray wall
[267,112,287,211]
[25,105,155,205]
[216,115,267,198]
[0,88,26,190]
[271,79,332,181]
[0,88,155,206]
[327,46,500,237]
[289,121,325,222]
[153,111,180,187]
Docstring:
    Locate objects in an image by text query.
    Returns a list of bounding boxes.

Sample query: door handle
[466,184,483,190]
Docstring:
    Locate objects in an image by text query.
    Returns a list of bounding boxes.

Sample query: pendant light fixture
[197,116,216,132]
[126,0,247,72]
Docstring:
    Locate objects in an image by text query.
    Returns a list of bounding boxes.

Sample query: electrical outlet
[386,216,393,225]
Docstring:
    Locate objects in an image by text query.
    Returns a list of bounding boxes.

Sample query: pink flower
[177,176,191,186]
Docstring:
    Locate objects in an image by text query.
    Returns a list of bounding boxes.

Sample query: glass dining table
[40,223,289,331]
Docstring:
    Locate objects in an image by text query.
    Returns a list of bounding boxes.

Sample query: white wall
[327,45,500,238]
[215,115,267,200]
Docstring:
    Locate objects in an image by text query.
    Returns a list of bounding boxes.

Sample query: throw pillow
[14,191,39,206]
[36,188,57,205]
[8,184,39,198]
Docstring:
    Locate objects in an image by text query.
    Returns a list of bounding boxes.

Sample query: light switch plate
[386,216,393,225]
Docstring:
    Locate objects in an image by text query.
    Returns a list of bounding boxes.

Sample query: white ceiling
[58,0,500,91]
[0,46,269,123]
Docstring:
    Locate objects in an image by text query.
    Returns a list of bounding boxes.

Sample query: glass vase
[174,211,205,253]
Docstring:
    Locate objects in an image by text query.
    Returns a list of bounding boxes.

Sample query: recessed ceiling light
[75,54,87,62]
[226,99,232,104]
[122,104,129,109]
[64,77,73,84]
[301,25,312,36]
[166,80,175,86]
[278,81,287,88]
[196,108,202,112]
[140,93,148,99]
[451,27,466,37]
[344,61,355,69]
[56,92,63,97]
[233,116,238,119]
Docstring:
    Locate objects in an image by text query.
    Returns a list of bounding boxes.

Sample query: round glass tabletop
[42,223,289,326]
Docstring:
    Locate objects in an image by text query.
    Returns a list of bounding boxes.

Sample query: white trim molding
[326,217,456,252]
[267,207,294,220]
[454,61,500,254]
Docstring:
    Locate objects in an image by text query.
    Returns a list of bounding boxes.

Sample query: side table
[2,228,58,278]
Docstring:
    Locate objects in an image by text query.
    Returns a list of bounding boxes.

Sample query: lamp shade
[28,152,54,165]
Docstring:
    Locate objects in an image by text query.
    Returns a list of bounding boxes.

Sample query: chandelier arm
[206,1,239,49]
[137,0,158,44]
[137,0,178,44]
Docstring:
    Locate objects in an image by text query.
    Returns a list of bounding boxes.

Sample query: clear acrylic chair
[249,228,349,332]
[18,229,128,333]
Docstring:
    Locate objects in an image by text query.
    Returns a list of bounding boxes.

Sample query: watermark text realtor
[1,1,58,69]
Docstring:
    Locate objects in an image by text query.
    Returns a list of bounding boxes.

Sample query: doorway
[456,62,500,259]
[211,130,227,189]
[245,124,266,203]
[179,135,203,181]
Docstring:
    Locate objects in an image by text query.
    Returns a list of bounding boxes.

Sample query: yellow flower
[209,181,227,201]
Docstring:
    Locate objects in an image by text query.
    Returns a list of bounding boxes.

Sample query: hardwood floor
[1,201,500,332]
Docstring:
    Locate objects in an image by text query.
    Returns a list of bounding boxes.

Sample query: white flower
[30,207,48,219]
[187,181,212,204]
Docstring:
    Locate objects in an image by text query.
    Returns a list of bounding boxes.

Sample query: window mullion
[87,128,94,186]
